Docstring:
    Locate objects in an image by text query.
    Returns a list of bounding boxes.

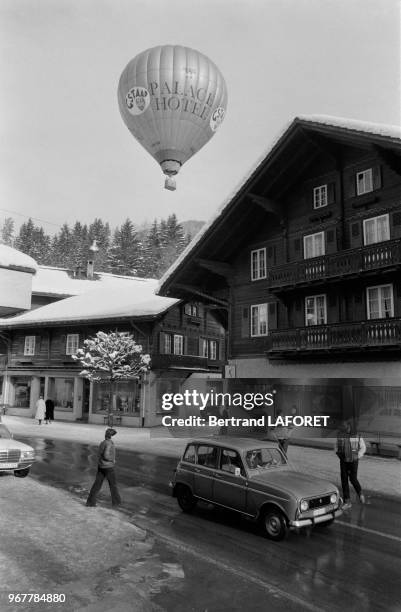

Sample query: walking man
[35,395,46,425]
[335,420,366,509]
[86,428,122,508]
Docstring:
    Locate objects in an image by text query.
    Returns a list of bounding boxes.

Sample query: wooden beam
[195,258,233,279]
[172,283,229,308]
[374,146,401,175]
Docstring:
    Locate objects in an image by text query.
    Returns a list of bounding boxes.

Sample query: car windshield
[245,448,286,471]
[0,425,12,439]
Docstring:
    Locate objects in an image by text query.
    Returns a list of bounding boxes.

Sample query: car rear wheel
[261,508,288,541]
[176,485,197,513]
[14,468,30,478]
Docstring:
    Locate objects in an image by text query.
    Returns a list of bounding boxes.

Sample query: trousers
[340,459,361,501]
[86,466,121,506]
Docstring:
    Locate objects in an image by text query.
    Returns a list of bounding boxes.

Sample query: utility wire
[0,208,63,229]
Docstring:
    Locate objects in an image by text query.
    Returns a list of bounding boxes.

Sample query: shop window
[92,380,140,415]
[54,378,74,411]
[11,377,31,408]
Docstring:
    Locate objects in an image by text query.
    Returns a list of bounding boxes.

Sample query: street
[1,429,400,612]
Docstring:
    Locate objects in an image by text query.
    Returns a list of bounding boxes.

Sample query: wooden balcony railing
[151,354,222,370]
[268,238,401,289]
[269,317,401,353]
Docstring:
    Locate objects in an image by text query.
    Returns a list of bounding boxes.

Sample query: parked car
[0,423,35,477]
[170,437,342,540]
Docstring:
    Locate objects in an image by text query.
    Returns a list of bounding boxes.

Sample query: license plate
[0,463,18,469]
[313,506,328,517]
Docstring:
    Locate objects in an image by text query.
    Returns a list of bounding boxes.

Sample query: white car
[0,423,35,477]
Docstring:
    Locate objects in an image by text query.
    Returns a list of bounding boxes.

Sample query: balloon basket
[164,176,176,191]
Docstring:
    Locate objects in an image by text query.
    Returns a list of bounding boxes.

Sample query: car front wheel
[14,468,30,478]
[176,484,197,513]
[261,508,288,541]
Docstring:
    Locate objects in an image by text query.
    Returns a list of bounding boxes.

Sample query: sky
[0,0,400,234]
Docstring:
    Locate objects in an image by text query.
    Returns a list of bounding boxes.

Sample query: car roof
[187,437,277,451]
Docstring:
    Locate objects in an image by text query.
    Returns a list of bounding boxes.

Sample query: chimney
[87,239,99,279]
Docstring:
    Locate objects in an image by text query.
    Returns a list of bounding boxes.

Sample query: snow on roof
[0,281,179,326]
[33,266,156,297]
[158,114,401,290]
[0,244,38,273]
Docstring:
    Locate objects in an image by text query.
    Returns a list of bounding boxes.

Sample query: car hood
[0,439,34,452]
[249,468,337,498]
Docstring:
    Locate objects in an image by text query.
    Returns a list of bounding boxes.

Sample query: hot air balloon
[117,45,228,190]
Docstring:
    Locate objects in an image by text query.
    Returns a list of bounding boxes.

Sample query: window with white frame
[356,168,373,196]
[305,295,327,326]
[363,214,390,245]
[367,284,394,319]
[24,336,35,356]
[201,338,208,358]
[173,334,184,355]
[304,232,325,259]
[251,248,266,280]
[313,184,328,209]
[251,304,268,336]
[66,334,79,355]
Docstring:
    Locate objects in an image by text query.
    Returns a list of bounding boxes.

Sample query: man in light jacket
[335,420,366,509]
[86,428,122,508]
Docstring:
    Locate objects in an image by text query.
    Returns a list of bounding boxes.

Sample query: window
[304,232,325,259]
[201,338,208,358]
[367,285,394,319]
[363,214,390,245]
[200,339,218,360]
[251,248,266,280]
[66,334,79,355]
[220,449,245,476]
[173,334,183,355]
[209,340,217,360]
[183,444,196,464]
[24,336,35,356]
[305,295,327,326]
[251,304,268,336]
[184,303,199,317]
[196,445,218,468]
[356,168,373,195]
[164,334,172,354]
[313,184,328,209]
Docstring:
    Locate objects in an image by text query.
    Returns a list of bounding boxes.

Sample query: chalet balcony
[268,317,401,356]
[151,354,222,371]
[268,238,401,290]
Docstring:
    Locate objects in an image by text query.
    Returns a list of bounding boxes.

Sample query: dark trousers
[86,467,121,506]
[340,459,361,501]
[278,439,289,456]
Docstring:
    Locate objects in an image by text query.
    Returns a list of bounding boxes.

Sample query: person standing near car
[35,395,46,425]
[86,428,122,508]
[335,420,366,509]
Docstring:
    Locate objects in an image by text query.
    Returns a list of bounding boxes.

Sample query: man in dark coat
[45,398,55,424]
[335,420,366,509]
[86,428,122,508]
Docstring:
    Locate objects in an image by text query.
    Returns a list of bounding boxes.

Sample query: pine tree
[0,217,15,245]
[88,218,111,272]
[14,219,51,264]
[108,218,140,276]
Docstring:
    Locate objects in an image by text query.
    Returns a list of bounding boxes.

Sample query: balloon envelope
[118,45,228,187]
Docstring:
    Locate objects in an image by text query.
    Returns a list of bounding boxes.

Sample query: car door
[193,444,218,501]
[212,448,248,513]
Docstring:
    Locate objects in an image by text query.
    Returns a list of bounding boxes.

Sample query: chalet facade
[0,258,225,427]
[158,116,401,435]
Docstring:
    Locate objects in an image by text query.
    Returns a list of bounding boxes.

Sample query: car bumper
[290,507,343,528]
[0,460,34,471]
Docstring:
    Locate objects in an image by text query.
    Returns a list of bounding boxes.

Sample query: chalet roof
[0,244,38,274]
[158,114,401,298]
[0,280,179,327]
[32,266,155,298]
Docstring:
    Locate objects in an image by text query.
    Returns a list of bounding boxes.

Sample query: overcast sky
[0,0,400,234]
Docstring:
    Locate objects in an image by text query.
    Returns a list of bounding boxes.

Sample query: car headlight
[21,450,35,459]
[330,493,337,504]
[300,499,309,512]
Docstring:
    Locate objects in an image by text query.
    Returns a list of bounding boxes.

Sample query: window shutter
[327,182,336,204]
[347,174,356,198]
[294,238,301,252]
[295,299,302,312]
[241,307,249,338]
[372,165,382,190]
[393,212,401,226]
[268,302,277,330]
[159,332,166,354]
[327,229,335,243]
[350,221,362,248]
[328,295,337,308]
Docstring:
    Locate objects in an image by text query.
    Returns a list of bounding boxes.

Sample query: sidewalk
[2,415,400,501]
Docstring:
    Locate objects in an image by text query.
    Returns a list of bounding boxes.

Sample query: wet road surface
[18,435,401,611]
